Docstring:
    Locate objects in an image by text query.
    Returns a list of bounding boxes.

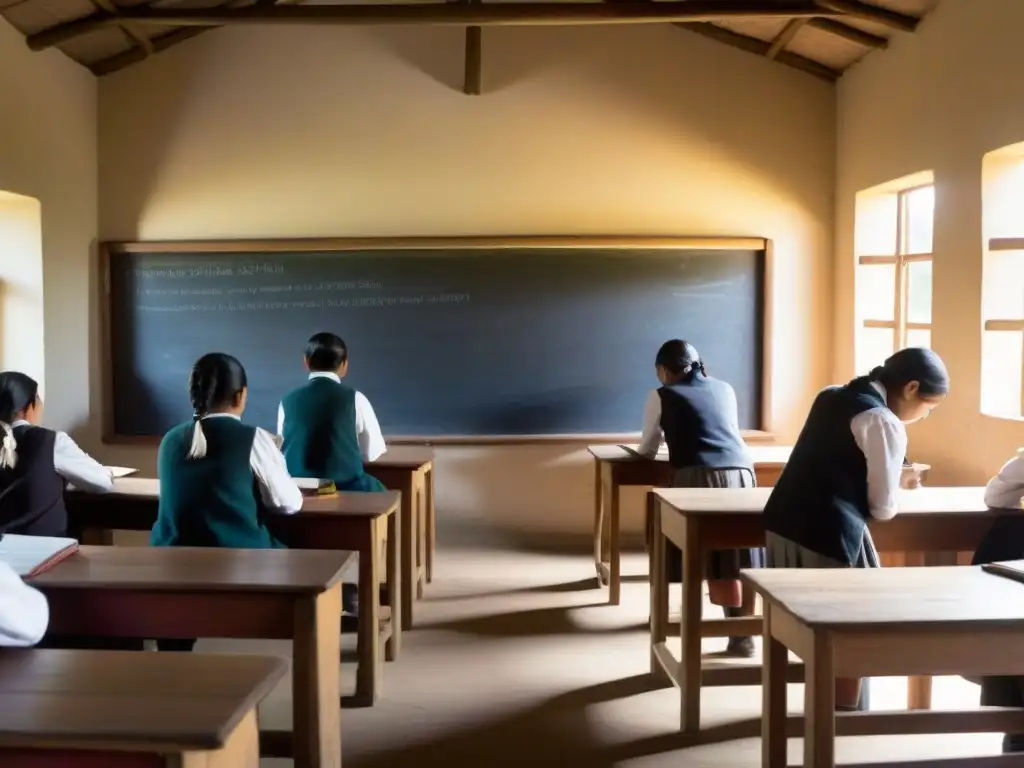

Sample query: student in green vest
[277,332,387,492]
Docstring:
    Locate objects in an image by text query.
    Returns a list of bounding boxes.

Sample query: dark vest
[281,378,377,491]
[763,376,886,564]
[152,417,282,549]
[658,376,752,471]
[0,425,67,536]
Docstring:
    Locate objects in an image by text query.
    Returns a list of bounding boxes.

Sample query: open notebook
[106,466,138,478]
[619,445,668,459]
[0,535,79,577]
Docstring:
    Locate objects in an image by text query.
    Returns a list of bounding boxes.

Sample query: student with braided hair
[0,371,112,537]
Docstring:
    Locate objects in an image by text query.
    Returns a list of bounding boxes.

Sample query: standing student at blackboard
[0,371,113,537]
[277,332,387,492]
[762,347,949,712]
[637,340,763,658]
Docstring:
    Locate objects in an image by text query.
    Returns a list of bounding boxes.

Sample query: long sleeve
[276,403,285,437]
[354,391,387,462]
[636,390,664,458]
[985,449,1024,510]
[53,431,112,493]
[0,562,48,647]
[850,408,908,521]
[250,428,304,515]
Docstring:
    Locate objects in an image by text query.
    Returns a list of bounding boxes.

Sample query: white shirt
[276,372,387,462]
[849,381,908,521]
[985,449,1024,510]
[637,389,665,458]
[201,414,303,515]
[10,420,113,494]
[0,561,48,647]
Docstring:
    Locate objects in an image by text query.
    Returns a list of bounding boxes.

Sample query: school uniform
[0,420,112,537]
[970,450,1024,752]
[277,372,387,492]
[0,562,48,647]
[638,374,763,582]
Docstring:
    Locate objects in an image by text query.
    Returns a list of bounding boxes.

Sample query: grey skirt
[765,529,880,569]
[649,466,765,582]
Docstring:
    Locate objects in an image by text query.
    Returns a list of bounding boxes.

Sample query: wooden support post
[463,0,482,95]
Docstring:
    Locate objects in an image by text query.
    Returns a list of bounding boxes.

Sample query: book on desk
[294,477,338,496]
[0,534,79,577]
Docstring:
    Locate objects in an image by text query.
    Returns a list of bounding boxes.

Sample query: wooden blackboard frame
[100,236,775,446]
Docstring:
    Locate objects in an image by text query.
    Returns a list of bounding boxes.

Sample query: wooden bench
[589,443,792,605]
[0,649,287,768]
[66,479,400,706]
[649,485,1001,733]
[30,545,352,768]
[744,565,1024,768]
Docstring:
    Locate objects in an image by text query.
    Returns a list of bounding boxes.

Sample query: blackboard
[104,239,767,440]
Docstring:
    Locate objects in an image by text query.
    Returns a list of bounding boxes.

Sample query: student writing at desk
[0,561,48,647]
[0,372,112,537]
[763,347,950,711]
[969,448,1024,754]
[638,339,763,657]
[152,353,304,649]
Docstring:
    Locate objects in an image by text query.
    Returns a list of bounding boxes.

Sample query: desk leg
[415,471,427,600]
[425,467,435,584]
[397,481,415,631]
[386,510,402,662]
[762,605,787,768]
[293,583,342,768]
[355,518,383,705]
[649,495,669,680]
[609,479,621,606]
[178,709,261,768]
[680,514,702,733]
[804,632,836,768]
[593,458,604,584]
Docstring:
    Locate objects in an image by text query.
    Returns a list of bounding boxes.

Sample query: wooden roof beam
[807,17,888,48]
[813,0,919,33]
[678,22,839,82]
[28,1,847,51]
[766,17,806,59]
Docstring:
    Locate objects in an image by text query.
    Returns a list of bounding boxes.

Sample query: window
[853,174,936,375]
[981,145,1024,420]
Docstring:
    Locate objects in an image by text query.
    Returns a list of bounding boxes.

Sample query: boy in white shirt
[0,561,48,646]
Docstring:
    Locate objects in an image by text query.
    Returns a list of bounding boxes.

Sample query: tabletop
[367,446,434,468]
[30,545,354,592]
[742,564,1024,630]
[653,486,993,516]
[0,649,286,749]
[588,444,793,465]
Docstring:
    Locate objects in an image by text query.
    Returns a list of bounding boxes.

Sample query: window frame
[983,236,1024,419]
[856,183,935,357]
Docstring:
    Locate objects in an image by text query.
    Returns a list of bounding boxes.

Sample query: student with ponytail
[638,339,763,658]
[151,353,303,552]
[763,346,950,712]
[0,371,112,537]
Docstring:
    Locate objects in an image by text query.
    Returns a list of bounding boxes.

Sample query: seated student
[277,332,387,491]
[0,561,48,647]
[0,371,112,537]
[763,347,949,711]
[969,448,1024,754]
[638,339,762,658]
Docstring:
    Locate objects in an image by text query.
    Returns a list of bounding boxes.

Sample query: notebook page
[0,535,78,577]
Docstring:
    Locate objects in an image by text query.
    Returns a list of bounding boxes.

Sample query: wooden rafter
[678,22,838,81]
[814,0,918,32]
[766,17,806,60]
[28,1,850,51]
[87,0,153,57]
[463,0,481,95]
[807,17,888,48]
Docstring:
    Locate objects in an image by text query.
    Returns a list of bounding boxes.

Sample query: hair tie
[192,411,202,421]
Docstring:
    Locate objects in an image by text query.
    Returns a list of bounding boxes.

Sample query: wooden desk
[0,649,286,768]
[589,444,792,605]
[65,479,401,706]
[30,546,351,768]
[367,446,435,630]
[743,566,1024,768]
[649,485,1007,733]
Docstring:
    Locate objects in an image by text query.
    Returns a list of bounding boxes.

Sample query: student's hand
[900,465,923,489]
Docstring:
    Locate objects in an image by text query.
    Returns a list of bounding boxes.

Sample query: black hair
[305,332,348,372]
[186,353,248,460]
[869,347,949,399]
[655,339,706,379]
[0,371,39,469]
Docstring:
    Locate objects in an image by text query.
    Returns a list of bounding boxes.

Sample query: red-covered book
[0,535,79,577]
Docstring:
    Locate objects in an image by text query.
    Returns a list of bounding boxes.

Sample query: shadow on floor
[426,575,648,603]
[424,603,637,638]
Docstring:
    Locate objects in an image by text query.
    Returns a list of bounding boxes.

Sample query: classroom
[0,0,1022,766]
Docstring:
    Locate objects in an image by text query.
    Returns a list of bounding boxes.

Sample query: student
[969,448,1024,754]
[152,352,303,551]
[0,561,48,647]
[277,332,387,491]
[0,371,112,537]
[763,347,950,711]
[638,339,762,658]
